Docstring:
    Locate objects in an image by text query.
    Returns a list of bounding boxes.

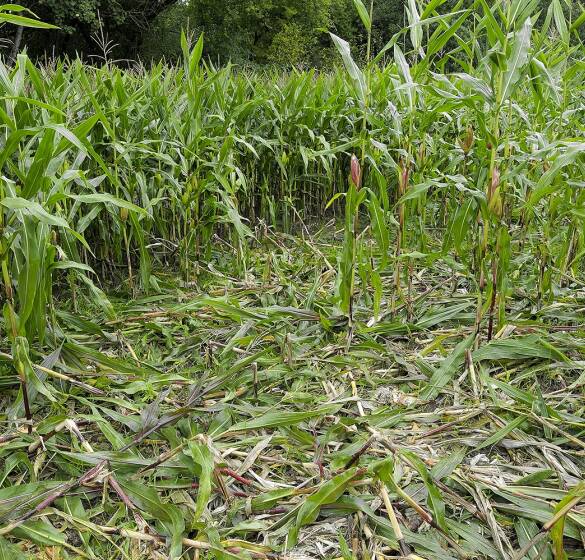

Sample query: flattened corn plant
[0,0,585,558]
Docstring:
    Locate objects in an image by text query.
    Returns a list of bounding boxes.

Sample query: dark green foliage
[139,3,188,62]
[6,0,406,66]
[183,0,405,67]
[3,0,577,65]
[3,0,178,61]
[185,0,334,66]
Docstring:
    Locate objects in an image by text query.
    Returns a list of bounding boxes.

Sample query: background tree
[1,0,178,61]
[185,0,332,66]
[142,0,406,67]
[140,2,189,62]
[1,0,578,65]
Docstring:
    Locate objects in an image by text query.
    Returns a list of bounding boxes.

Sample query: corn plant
[0,1,582,346]
[0,2,585,559]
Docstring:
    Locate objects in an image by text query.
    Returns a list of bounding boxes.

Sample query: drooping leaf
[330,33,366,103]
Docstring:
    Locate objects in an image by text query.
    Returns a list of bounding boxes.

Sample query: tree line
[2,0,413,66]
[0,0,570,67]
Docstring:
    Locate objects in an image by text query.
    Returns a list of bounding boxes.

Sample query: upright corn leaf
[500,18,532,103]
[352,0,371,32]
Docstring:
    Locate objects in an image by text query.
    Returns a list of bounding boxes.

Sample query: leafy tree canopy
[1,0,574,66]
[3,0,177,61]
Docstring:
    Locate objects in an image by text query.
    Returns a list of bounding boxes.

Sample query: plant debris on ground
[1,229,585,559]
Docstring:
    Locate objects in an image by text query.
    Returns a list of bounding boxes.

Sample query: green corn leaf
[0,536,30,559]
[552,0,569,43]
[500,17,532,103]
[527,143,585,210]
[421,0,448,19]
[158,504,185,560]
[508,0,539,29]
[367,190,389,268]
[515,470,555,486]
[406,0,423,54]
[0,96,64,117]
[188,438,214,521]
[453,72,494,101]
[473,335,568,362]
[288,468,360,547]
[425,8,470,61]
[330,33,366,103]
[0,198,68,228]
[22,127,55,199]
[443,198,476,258]
[0,5,33,13]
[190,33,205,77]
[118,478,168,519]
[338,532,353,560]
[67,193,147,216]
[570,8,585,31]
[476,415,526,450]
[394,44,414,109]
[551,483,585,560]
[352,0,371,32]
[11,520,66,547]
[477,0,506,47]
[420,333,475,400]
[402,450,446,530]
[0,13,57,29]
[431,447,467,480]
[225,406,339,434]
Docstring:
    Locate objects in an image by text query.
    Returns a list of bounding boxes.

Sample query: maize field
[1,0,585,558]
